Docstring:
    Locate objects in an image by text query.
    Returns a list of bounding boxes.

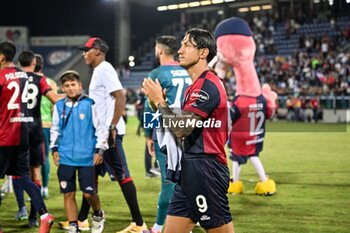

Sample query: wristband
[95,148,105,155]
[109,124,116,130]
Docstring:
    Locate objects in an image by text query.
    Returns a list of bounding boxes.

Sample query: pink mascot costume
[213,17,277,195]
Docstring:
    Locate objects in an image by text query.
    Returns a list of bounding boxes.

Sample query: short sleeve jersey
[229,95,268,156]
[144,62,191,137]
[182,70,228,165]
[0,67,30,146]
[26,72,51,141]
[40,77,57,127]
[88,61,125,135]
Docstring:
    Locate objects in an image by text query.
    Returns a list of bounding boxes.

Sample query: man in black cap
[79,38,109,54]
[79,37,147,233]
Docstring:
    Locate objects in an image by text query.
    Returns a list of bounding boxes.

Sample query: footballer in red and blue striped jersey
[26,72,51,143]
[182,70,228,165]
[144,29,233,231]
[169,69,231,229]
[0,67,31,148]
[18,50,54,168]
[26,72,51,167]
[0,42,54,231]
[0,45,32,178]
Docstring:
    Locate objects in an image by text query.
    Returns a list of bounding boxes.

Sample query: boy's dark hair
[18,50,35,67]
[156,35,178,56]
[185,28,216,63]
[0,41,16,62]
[34,54,44,72]
[60,70,80,84]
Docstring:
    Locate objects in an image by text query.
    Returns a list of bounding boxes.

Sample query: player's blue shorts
[0,145,29,179]
[230,152,259,165]
[102,135,132,183]
[167,154,232,229]
[57,165,97,194]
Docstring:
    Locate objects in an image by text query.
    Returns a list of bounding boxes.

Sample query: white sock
[40,213,48,220]
[152,223,163,231]
[232,161,241,181]
[250,156,267,182]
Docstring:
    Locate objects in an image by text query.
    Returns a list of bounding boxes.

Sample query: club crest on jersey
[60,181,67,189]
[79,113,85,120]
[190,89,209,102]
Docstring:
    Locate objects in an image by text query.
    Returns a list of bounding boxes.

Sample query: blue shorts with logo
[57,165,97,194]
[167,154,232,229]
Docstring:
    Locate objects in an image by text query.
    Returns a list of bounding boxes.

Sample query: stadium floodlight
[238,7,249,12]
[168,4,179,10]
[179,3,189,8]
[189,1,201,7]
[250,6,261,11]
[212,0,224,4]
[157,5,168,11]
[347,0,350,3]
[200,0,212,6]
[262,4,272,10]
[128,56,134,62]
[129,61,135,67]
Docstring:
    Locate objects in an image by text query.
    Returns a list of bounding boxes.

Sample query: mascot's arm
[262,83,278,119]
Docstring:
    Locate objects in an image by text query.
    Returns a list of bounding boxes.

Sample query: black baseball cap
[79,37,109,53]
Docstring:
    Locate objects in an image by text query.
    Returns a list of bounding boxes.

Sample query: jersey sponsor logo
[10,116,33,123]
[60,181,67,189]
[190,89,209,103]
[79,113,85,120]
[200,215,211,221]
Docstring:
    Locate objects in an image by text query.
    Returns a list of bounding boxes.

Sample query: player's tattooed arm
[143,77,203,138]
[158,103,203,138]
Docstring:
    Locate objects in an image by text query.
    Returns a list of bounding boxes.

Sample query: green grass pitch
[1,117,349,232]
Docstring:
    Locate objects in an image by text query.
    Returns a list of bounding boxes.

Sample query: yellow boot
[228,180,244,194]
[255,179,276,195]
[59,219,90,231]
[116,222,147,233]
